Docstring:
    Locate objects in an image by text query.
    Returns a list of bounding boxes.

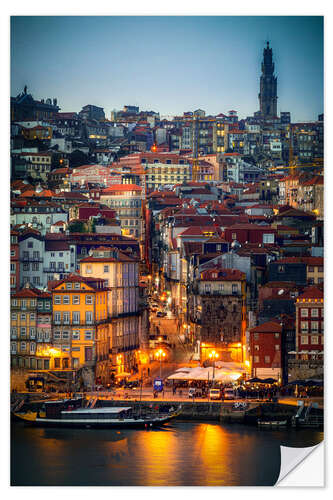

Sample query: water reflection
[11,421,323,486]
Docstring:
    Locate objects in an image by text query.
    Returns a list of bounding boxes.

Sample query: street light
[155,348,166,378]
[208,350,219,383]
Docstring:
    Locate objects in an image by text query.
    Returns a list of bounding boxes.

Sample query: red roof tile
[250,320,282,334]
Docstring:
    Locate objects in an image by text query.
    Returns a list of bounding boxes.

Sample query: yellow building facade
[51,275,108,368]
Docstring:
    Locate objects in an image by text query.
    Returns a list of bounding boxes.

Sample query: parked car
[188,387,204,398]
[209,388,222,400]
[223,388,235,400]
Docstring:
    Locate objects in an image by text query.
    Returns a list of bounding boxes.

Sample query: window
[66,282,72,289]
[20,342,26,352]
[263,233,274,244]
[72,330,80,340]
[74,283,80,289]
[28,241,33,248]
[311,321,319,332]
[275,344,280,350]
[54,312,61,324]
[311,308,319,317]
[11,342,17,354]
[21,313,26,321]
[301,321,308,332]
[254,345,259,351]
[72,295,80,305]
[254,356,259,363]
[63,295,70,305]
[104,265,109,273]
[85,311,93,324]
[254,333,259,341]
[54,295,61,305]
[204,284,211,293]
[11,313,17,321]
[30,342,36,354]
[30,327,35,338]
[85,295,93,305]
[264,356,270,364]
[231,233,237,240]
[274,333,280,338]
[84,330,93,340]
[63,312,70,324]
[12,299,17,307]
[53,330,61,340]
[62,331,70,340]
[30,313,35,321]
[11,327,17,339]
[72,312,80,325]
[301,308,308,317]
[301,335,308,345]
[232,284,238,294]
[311,336,319,344]
[85,265,92,274]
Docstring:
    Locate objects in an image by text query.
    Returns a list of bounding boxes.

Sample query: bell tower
[258,41,278,118]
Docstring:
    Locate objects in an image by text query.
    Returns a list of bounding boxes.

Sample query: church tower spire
[258,41,278,118]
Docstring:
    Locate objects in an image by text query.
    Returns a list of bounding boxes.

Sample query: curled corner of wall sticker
[276,442,324,487]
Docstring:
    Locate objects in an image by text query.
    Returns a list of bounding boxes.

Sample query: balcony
[22,256,43,262]
[53,321,95,327]
[43,267,67,273]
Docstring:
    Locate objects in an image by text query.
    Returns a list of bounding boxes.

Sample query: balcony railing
[53,320,95,326]
[43,267,67,273]
[21,256,43,262]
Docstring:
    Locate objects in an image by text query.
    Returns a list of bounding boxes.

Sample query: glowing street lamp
[155,348,166,378]
[208,350,219,382]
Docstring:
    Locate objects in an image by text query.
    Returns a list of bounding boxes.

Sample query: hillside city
[10,42,324,398]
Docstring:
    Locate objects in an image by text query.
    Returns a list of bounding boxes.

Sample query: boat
[257,419,288,429]
[13,404,182,429]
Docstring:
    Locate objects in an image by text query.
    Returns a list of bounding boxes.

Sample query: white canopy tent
[167,364,244,383]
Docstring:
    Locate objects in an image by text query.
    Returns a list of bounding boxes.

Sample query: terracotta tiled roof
[250,320,282,334]
[297,286,323,300]
[200,268,246,281]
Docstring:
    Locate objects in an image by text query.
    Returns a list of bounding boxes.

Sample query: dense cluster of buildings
[10,42,324,390]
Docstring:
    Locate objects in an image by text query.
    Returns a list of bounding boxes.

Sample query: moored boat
[14,404,182,429]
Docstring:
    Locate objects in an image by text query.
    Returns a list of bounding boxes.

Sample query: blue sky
[10,16,323,121]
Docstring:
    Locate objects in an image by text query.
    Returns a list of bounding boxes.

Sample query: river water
[11,421,323,486]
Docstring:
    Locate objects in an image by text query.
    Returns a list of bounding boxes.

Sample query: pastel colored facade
[295,286,324,361]
[99,184,144,243]
[10,231,20,293]
[79,247,141,380]
[19,152,52,181]
[10,285,53,370]
[249,321,282,381]
[80,247,140,316]
[51,275,108,369]
[11,202,68,235]
[70,165,122,187]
